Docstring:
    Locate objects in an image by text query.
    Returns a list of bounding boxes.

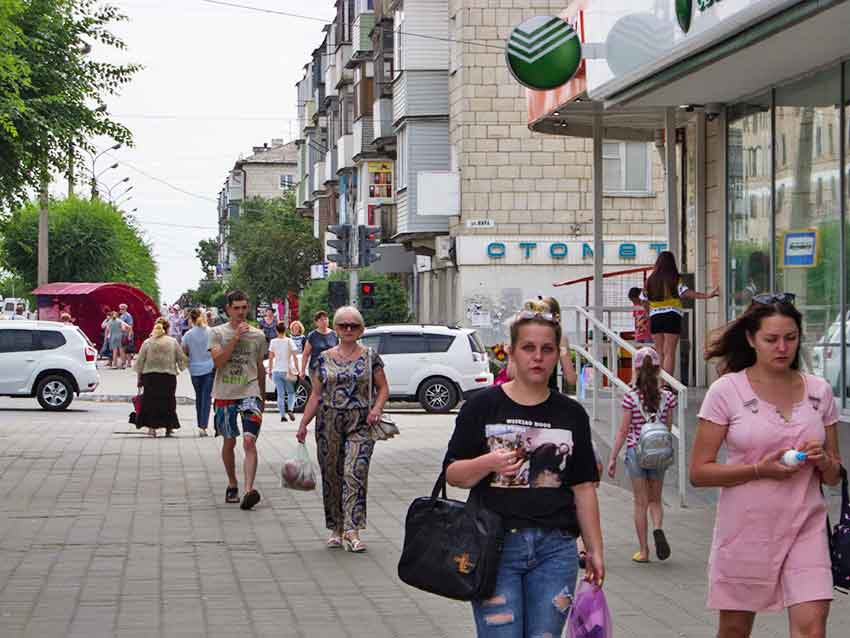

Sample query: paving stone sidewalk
[0,400,847,637]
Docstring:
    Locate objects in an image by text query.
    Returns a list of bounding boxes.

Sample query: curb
[79,394,197,405]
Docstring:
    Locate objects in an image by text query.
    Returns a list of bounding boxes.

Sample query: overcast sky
[58,0,336,303]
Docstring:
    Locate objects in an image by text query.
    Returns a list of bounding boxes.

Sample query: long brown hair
[704,300,803,374]
[634,357,661,413]
[645,251,680,301]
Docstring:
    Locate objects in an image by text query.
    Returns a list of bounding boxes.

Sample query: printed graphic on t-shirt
[485,422,574,489]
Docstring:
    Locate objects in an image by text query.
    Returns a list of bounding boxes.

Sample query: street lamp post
[88,143,121,199]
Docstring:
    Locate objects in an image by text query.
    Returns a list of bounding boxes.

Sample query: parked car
[812,311,849,396]
[360,325,493,413]
[0,321,100,410]
[1,297,30,319]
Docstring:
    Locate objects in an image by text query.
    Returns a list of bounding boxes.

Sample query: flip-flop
[632,551,650,563]
[654,529,671,561]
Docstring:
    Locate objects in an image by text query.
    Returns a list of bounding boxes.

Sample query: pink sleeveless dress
[697,371,839,611]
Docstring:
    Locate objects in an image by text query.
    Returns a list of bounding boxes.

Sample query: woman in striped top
[607,347,677,563]
[641,251,718,377]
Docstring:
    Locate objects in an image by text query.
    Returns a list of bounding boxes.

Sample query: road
[0,399,847,637]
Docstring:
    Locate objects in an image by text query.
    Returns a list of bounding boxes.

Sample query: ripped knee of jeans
[481,595,514,626]
[552,587,573,616]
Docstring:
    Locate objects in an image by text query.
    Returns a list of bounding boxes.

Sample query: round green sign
[506,16,582,91]
[676,0,693,34]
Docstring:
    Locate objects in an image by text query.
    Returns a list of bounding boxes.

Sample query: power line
[114,113,301,122]
[200,0,506,51]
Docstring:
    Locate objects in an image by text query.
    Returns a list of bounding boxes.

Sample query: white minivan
[361,325,493,412]
[0,321,100,410]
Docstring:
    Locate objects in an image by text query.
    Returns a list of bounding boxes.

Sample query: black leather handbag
[828,466,850,593]
[398,470,504,601]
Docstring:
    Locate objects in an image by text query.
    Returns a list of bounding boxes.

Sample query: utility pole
[67,141,75,197]
[37,163,49,286]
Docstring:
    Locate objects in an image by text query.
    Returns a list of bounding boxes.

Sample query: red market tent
[32,282,160,351]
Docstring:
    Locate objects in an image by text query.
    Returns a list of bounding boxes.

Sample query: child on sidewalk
[607,347,677,563]
[628,287,653,345]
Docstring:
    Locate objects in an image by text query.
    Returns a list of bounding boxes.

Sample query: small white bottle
[781,449,807,467]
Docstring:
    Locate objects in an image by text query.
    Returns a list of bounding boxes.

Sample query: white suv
[361,325,493,412]
[0,321,100,410]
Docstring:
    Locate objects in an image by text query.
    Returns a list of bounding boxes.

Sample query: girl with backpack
[606,347,677,563]
[445,300,604,637]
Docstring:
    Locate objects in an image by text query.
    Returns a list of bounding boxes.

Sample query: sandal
[653,529,671,561]
[632,551,650,563]
[342,532,366,553]
[326,534,343,549]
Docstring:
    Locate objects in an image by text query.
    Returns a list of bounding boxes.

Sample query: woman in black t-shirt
[298,310,339,379]
[445,301,605,638]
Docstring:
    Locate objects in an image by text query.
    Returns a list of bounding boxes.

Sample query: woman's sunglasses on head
[516,310,558,324]
[752,292,796,305]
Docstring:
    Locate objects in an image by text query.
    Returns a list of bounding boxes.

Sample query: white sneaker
[198,428,208,437]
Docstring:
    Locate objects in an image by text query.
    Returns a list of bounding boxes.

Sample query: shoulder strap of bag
[368,346,374,409]
[634,389,667,424]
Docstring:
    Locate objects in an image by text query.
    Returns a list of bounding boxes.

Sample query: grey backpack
[634,391,674,471]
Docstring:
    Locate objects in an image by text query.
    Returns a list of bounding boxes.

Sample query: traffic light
[328,280,349,311]
[327,224,352,267]
[358,225,381,266]
[360,281,377,309]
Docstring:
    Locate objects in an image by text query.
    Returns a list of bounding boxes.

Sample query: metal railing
[565,305,689,507]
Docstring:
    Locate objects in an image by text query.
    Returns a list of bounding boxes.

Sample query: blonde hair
[289,320,304,335]
[333,305,365,327]
[151,317,168,338]
[190,308,207,327]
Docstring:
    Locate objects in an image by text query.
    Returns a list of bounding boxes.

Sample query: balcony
[372,97,393,142]
[337,134,354,173]
[312,161,325,194]
[348,13,375,67]
[335,44,353,88]
[324,151,338,184]
[352,118,374,158]
[304,99,316,124]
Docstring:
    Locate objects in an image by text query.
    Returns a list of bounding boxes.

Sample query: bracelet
[753,463,760,480]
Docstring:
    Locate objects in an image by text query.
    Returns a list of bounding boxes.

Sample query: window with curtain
[602,141,650,194]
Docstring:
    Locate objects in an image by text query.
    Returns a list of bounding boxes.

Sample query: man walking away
[119,303,135,366]
[209,290,268,510]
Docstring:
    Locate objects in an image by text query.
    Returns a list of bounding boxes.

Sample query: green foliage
[0,196,159,300]
[0,0,141,211]
[227,194,321,304]
[0,271,31,305]
[195,237,220,280]
[177,280,227,310]
[299,268,411,328]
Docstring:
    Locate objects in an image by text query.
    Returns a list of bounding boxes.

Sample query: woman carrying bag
[444,300,604,637]
[296,306,389,553]
[134,317,189,437]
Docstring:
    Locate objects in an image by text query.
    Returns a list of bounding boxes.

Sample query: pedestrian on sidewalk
[209,290,268,511]
[444,300,604,637]
[134,318,188,437]
[119,303,136,368]
[298,310,338,380]
[691,294,843,637]
[289,320,306,353]
[641,251,718,378]
[258,307,277,343]
[536,297,577,390]
[106,311,129,369]
[296,306,389,553]
[182,308,215,437]
[606,346,677,563]
[268,321,299,422]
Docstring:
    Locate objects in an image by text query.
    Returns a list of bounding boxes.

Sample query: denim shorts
[213,397,263,438]
[624,446,666,482]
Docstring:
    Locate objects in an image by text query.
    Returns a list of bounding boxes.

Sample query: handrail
[566,305,688,507]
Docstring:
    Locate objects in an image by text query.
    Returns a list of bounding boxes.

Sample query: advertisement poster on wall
[367,162,393,199]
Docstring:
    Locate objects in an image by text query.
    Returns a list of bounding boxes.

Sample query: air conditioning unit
[435,236,454,262]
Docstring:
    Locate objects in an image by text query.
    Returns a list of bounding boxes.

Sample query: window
[39,331,66,350]
[468,332,486,355]
[425,334,455,353]
[396,127,407,189]
[393,10,404,77]
[816,126,823,156]
[449,13,462,74]
[602,141,650,194]
[360,334,381,351]
[353,74,374,120]
[816,177,823,207]
[279,174,294,189]
[0,329,36,353]
[781,134,787,166]
[382,333,426,354]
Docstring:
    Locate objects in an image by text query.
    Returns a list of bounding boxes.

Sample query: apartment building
[216,139,298,275]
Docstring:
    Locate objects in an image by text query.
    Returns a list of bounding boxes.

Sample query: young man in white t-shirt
[267,321,299,422]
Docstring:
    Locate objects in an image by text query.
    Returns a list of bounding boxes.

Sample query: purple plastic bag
[566,580,612,638]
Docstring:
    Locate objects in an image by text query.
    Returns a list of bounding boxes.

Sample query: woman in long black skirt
[134,318,188,437]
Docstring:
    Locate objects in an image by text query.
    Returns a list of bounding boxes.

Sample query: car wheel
[418,377,458,413]
[294,379,311,413]
[36,374,74,411]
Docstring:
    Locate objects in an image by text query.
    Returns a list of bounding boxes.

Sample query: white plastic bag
[281,442,317,491]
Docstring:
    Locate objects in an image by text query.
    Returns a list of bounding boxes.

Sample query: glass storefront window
[843,63,850,410]
[727,93,772,317]
[773,67,842,392]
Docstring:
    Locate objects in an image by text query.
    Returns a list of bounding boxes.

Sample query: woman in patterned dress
[296,306,389,553]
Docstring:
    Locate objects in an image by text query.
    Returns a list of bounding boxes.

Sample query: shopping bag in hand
[566,580,612,638]
[281,442,317,491]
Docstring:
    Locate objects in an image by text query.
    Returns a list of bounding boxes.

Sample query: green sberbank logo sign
[505,16,582,91]
[678,0,723,34]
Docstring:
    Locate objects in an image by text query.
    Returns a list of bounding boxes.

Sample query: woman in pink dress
[691,293,843,637]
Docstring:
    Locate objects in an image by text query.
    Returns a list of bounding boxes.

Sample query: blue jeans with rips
[271,370,296,414]
[471,528,578,638]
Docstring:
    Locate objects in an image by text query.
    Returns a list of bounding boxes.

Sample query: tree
[299,269,411,328]
[0,0,141,211]
[195,237,220,280]
[0,196,159,300]
[177,280,227,310]
[227,193,321,304]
